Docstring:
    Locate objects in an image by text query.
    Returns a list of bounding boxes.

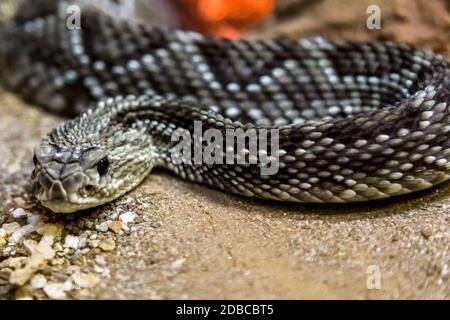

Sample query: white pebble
[63,280,74,292]
[171,258,186,270]
[23,239,38,255]
[64,235,80,250]
[95,255,106,266]
[31,274,47,289]
[1,222,21,235]
[9,225,34,245]
[43,283,67,299]
[11,208,27,219]
[119,211,135,225]
[96,222,109,232]
[72,272,99,289]
[27,215,42,226]
[94,266,104,273]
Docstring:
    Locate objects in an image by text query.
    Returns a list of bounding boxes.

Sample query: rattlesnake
[0,1,449,213]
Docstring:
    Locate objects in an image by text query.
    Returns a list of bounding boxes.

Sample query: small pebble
[9,225,34,245]
[95,255,106,266]
[0,228,7,239]
[30,274,47,289]
[88,239,100,248]
[8,257,27,268]
[43,283,67,299]
[12,197,26,208]
[96,222,109,232]
[50,258,65,266]
[84,220,94,229]
[72,272,99,288]
[108,221,122,234]
[2,222,21,236]
[170,258,186,270]
[27,215,42,226]
[67,265,81,274]
[94,266,104,273]
[63,280,74,292]
[441,264,449,278]
[102,269,110,277]
[78,236,87,249]
[119,211,135,225]
[0,238,6,247]
[99,239,116,252]
[23,239,38,255]
[421,227,433,239]
[10,208,27,219]
[64,234,80,250]
[108,211,119,220]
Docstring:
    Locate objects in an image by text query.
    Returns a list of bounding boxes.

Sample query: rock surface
[0,0,449,299]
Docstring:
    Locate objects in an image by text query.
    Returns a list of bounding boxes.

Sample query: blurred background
[0,0,448,55]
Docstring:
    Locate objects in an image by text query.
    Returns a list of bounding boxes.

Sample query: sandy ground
[0,0,449,300]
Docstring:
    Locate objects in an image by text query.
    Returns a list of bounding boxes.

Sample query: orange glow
[178,0,274,38]
[197,0,229,22]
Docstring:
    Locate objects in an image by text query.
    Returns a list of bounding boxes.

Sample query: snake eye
[97,157,109,176]
[33,155,38,166]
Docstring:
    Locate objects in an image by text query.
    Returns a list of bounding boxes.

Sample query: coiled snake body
[0,2,449,213]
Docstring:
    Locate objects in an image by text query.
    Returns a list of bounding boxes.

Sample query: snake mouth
[33,169,97,213]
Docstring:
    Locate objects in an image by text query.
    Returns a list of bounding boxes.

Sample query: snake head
[32,143,113,213]
[32,132,157,213]
[31,97,161,213]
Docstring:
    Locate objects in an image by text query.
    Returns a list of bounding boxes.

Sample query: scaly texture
[0,2,449,212]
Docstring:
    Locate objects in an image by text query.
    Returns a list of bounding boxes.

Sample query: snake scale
[0,1,449,213]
